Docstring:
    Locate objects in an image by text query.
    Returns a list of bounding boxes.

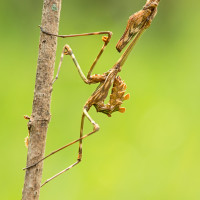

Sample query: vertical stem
[22,0,62,199]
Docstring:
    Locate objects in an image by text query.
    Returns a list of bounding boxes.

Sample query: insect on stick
[24,0,160,187]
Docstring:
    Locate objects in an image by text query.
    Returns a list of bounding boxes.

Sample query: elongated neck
[116,27,146,68]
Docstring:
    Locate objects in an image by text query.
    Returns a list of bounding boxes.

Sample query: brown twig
[22,0,62,199]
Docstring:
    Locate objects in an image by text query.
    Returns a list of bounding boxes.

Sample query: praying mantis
[24,0,160,187]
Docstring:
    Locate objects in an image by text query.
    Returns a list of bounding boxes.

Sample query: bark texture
[22,0,62,199]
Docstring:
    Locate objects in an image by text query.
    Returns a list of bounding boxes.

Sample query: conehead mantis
[24,0,160,187]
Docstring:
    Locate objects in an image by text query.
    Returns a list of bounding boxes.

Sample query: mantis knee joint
[64,45,73,55]
[94,124,100,132]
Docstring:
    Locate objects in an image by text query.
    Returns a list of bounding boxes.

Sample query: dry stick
[22,0,62,199]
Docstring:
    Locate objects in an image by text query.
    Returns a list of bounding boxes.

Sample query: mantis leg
[53,44,108,84]
[24,107,99,187]
[53,44,88,84]
[39,27,112,84]
[40,26,112,40]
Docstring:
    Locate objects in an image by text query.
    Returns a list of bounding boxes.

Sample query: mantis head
[116,0,160,53]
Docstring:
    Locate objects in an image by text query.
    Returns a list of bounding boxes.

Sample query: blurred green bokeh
[1,0,200,199]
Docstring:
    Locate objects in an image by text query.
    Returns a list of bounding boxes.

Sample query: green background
[1,0,200,199]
